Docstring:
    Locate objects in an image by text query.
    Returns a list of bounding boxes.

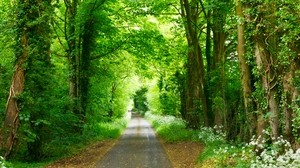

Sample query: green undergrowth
[198,129,300,167]
[4,118,127,168]
[145,112,251,167]
[145,112,198,142]
[199,143,250,168]
[44,118,127,158]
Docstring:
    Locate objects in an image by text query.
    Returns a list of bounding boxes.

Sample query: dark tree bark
[80,17,94,117]
[180,0,209,128]
[65,0,79,114]
[205,10,214,126]
[175,71,187,120]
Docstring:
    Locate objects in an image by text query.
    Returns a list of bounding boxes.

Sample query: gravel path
[95,113,173,168]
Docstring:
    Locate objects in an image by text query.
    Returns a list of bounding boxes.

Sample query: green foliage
[198,126,226,146]
[86,52,138,122]
[200,144,251,168]
[0,0,15,123]
[157,75,181,116]
[133,87,149,115]
[42,118,127,159]
[83,118,127,140]
[197,127,251,168]
[0,0,299,166]
[145,112,196,142]
[0,156,7,168]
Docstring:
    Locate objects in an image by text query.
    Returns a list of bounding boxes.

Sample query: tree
[180,0,209,128]
[65,0,80,117]
[235,0,256,139]
[0,0,53,158]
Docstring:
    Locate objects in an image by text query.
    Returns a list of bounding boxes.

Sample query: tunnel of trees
[0,0,300,165]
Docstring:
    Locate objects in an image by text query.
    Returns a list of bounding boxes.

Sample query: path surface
[95,113,173,168]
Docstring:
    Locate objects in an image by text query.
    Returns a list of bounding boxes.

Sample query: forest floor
[46,116,203,168]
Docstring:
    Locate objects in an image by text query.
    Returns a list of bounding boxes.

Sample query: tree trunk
[212,30,226,127]
[175,71,187,120]
[66,0,79,113]
[205,10,214,126]
[25,0,53,160]
[254,38,279,139]
[282,55,300,143]
[0,0,29,157]
[211,1,229,128]
[282,73,293,142]
[252,1,280,140]
[235,0,256,139]
[0,0,53,158]
[79,18,94,117]
[180,0,209,128]
[0,52,27,158]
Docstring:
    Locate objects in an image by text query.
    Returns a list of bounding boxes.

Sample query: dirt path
[95,114,172,168]
[46,140,117,168]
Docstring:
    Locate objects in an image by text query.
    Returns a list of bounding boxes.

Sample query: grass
[145,112,198,142]
[3,118,127,168]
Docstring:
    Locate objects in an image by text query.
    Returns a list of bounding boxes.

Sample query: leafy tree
[133,87,149,114]
[0,0,53,159]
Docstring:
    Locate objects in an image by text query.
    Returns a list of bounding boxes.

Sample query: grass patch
[4,118,127,168]
[44,118,127,159]
[145,112,198,142]
[83,118,127,140]
[199,144,250,168]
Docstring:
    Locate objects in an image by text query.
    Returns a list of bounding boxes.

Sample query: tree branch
[52,20,68,52]
[90,38,129,60]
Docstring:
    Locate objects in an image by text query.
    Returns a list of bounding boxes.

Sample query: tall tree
[252,1,280,139]
[65,0,80,116]
[276,0,300,143]
[180,0,209,128]
[210,0,231,127]
[78,0,107,118]
[0,0,53,158]
[235,0,256,139]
